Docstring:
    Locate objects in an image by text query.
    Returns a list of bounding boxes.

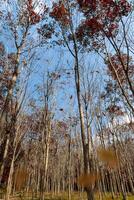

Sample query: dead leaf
[78,173,100,187]
[97,148,118,169]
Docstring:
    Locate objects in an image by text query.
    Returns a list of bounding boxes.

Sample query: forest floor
[6,192,134,200]
[38,193,134,200]
[0,192,134,200]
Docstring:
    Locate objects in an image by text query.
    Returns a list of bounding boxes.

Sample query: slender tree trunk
[68,137,71,200]
[0,135,10,183]
[74,46,94,200]
[6,150,16,200]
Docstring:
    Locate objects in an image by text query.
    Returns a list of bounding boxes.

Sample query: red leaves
[85,18,103,33]
[100,0,114,7]
[119,0,132,16]
[76,17,102,38]
[76,0,132,45]
[107,105,124,116]
[29,10,41,25]
[27,0,41,25]
[76,17,103,43]
[106,53,134,84]
[77,0,131,13]
[105,23,119,37]
[77,0,96,8]
[50,2,70,25]
[0,42,5,56]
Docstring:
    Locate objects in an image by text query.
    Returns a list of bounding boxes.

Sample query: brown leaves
[78,173,100,188]
[29,10,41,25]
[0,42,5,56]
[50,2,70,26]
[18,0,48,26]
[14,168,28,190]
[106,105,124,116]
[77,149,119,189]
[27,0,41,25]
[76,0,132,50]
[84,18,103,33]
[106,53,134,84]
[8,53,18,65]
[97,148,118,169]
[77,0,97,11]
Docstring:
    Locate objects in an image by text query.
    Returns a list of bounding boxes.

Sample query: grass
[0,191,134,200]
[22,192,134,200]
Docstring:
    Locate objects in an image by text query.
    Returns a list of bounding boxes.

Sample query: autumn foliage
[50,2,70,25]
[78,173,100,187]
[106,53,134,84]
[0,1,134,200]
[27,0,41,25]
[76,0,132,47]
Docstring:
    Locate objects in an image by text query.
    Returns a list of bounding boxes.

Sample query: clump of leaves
[50,1,70,26]
[76,0,132,50]
[78,173,100,187]
[106,53,134,84]
[14,168,28,190]
[19,0,48,26]
[27,0,41,24]
[97,148,118,169]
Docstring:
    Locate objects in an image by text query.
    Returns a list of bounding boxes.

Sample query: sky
[0,0,105,121]
[0,0,132,124]
[34,0,56,12]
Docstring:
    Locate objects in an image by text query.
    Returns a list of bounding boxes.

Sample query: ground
[14,192,134,200]
[0,191,134,200]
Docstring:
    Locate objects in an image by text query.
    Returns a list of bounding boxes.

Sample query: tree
[76,0,134,113]
[0,0,48,199]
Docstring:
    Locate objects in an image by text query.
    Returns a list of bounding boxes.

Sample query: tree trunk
[0,135,10,183]
[68,137,71,200]
[86,187,94,200]
[6,151,15,200]
[73,45,94,200]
